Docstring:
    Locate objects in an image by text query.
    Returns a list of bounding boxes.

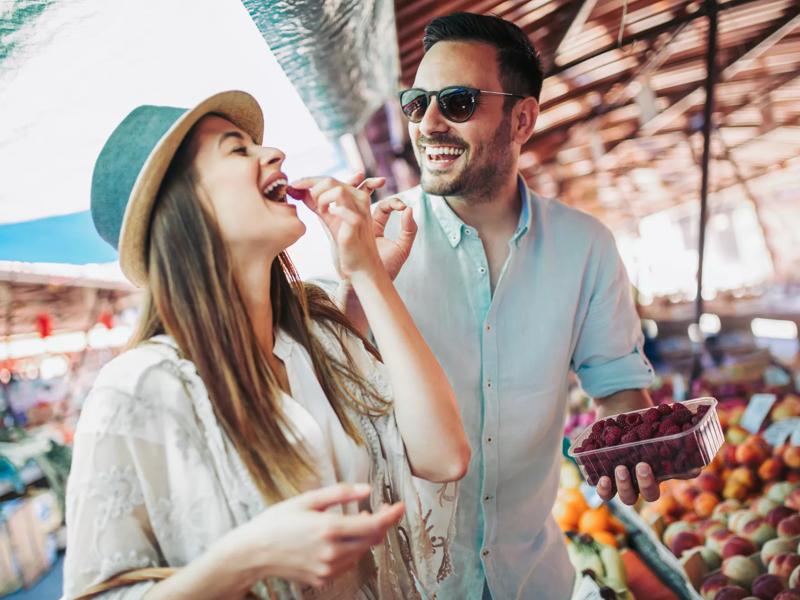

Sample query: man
[340,12,657,600]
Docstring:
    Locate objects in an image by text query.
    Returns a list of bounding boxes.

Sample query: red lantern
[98,311,114,330]
[35,313,53,339]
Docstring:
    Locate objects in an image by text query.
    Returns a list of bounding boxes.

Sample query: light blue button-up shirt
[384,178,654,599]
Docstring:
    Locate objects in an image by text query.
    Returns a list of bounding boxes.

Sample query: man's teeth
[425,146,465,161]
[263,178,288,201]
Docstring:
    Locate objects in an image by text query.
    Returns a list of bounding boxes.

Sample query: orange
[609,516,626,534]
[559,488,590,513]
[553,501,582,532]
[578,506,612,534]
[592,531,618,547]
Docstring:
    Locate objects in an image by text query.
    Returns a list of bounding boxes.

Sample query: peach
[786,489,800,512]
[731,467,759,490]
[663,521,693,548]
[731,510,761,534]
[760,458,786,483]
[727,426,750,445]
[754,497,782,517]
[724,444,741,468]
[697,471,724,494]
[701,573,730,600]
[707,528,735,554]
[785,447,800,470]
[778,516,800,539]
[697,519,728,537]
[769,554,800,585]
[752,573,786,600]
[767,507,798,529]
[715,499,745,522]
[743,517,778,547]
[694,492,721,518]
[722,555,761,588]
[769,482,800,504]
[775,591,800,600]
[725,480,752,502]
[737,442,770,468]
[791,565,800,590]
[671,531,705,558]
[762,538,799,568]
[715,586,749,600]
[722,536,758,559]
[699,547,722,570]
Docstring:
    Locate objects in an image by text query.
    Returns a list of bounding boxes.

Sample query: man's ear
[513,97,539,145]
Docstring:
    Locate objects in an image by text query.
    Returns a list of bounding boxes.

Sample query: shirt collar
[428,174,533,248]
[512,176,533,244]
[428,191,465,248]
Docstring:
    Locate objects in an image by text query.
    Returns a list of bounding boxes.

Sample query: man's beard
[419,115,514,202]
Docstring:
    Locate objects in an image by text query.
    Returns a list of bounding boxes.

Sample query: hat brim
[118,90,264,287]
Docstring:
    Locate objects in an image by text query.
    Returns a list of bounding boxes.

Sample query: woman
[63,90,470,599]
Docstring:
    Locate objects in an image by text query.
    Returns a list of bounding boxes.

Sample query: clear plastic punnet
[568,397,724,487]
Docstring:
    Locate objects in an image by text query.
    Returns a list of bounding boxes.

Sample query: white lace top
[62,323,456,599]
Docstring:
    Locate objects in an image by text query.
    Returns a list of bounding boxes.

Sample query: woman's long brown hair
[129,128,389,502]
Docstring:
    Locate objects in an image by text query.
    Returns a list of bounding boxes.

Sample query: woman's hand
[224,483,404,589]
[288,175,398,280]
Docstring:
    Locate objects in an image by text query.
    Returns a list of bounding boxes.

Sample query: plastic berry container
[568,397,724,486]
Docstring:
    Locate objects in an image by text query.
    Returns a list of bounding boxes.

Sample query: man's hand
[593,389,660,505]
[596,463,660,505]
[371,196,417,280]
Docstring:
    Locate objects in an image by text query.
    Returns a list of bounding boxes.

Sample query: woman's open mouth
[263,178,288,203]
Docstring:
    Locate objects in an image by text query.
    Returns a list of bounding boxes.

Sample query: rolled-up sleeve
[571,226,654,398]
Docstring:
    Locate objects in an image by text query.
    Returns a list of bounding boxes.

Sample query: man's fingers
[635,463,660,502]
[596,475,614,502]
[293,483,372,511]
[614,465,638,505]
[396,206,418,250]
[372,198,402,235]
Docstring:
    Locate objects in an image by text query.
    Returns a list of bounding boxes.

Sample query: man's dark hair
[423,12,543,102]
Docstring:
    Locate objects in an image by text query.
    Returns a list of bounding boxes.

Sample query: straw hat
[90,90,264,287]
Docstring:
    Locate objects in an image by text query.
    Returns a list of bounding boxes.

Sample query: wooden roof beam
[641,6,800,134]
[553,0,600,58]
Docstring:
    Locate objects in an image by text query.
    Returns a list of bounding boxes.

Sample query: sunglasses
[398,86,525,123]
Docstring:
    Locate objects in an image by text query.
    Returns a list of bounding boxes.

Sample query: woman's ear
[513,97,539,145]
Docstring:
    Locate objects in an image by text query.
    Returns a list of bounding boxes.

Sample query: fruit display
[566,532,632,599]
[634,389,800,598]
[569,398,723,487]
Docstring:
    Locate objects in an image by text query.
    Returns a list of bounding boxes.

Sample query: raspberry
[626,413,643,427]
[696,404,710,416]
[582,440,599,452]
[681,422,693,432]
[621,431,639,444]
[691,415,700,426]
[660,460,675,474]
[658,420,679,436]
[643,408,660,423]
[673,403,692,424]
[635,423,653,439]
[603,426,622,446]
[657,403,672,416]
[659,444,672,458]
[591,421,606,436]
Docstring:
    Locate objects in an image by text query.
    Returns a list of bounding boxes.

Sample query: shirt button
[485,324,492,331]
[486,380,492,388]
[479,266,486,274]
[484,495,493,501]
[482,548,490,557]
[465,229,472,235]
[487,437,493,444]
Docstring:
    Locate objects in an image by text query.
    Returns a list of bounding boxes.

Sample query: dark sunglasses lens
[440,89,475,122]
[400,90,429,122]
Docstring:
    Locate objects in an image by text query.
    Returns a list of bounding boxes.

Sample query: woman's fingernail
[636,463,649,478]
[616,466,628,481]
